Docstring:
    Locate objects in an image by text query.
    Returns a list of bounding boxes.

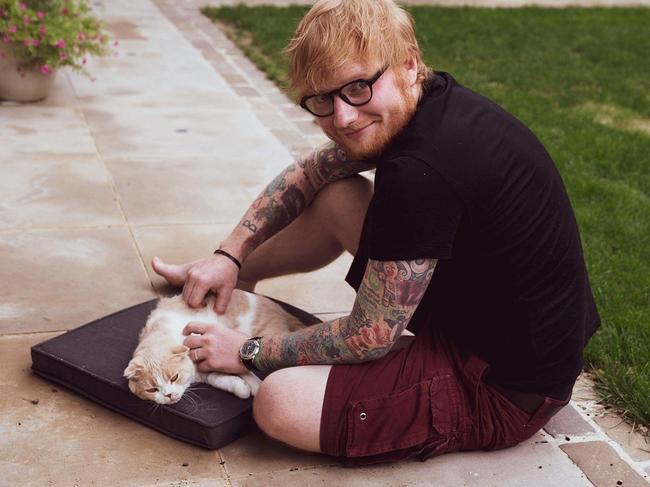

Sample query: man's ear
[402,56,418,86]
[124,356,145,380]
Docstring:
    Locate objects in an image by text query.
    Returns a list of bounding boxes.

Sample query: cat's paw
[206,373,252,399]
[231,381,252,399]
[241,372,261,396]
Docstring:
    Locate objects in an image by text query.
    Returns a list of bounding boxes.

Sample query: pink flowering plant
[0,0,111,77]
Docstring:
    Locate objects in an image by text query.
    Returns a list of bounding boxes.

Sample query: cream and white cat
[124,290,305,404]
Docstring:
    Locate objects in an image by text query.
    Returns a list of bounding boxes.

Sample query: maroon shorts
[319,329,569,465]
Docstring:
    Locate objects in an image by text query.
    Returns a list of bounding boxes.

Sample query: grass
[203,5,650,433]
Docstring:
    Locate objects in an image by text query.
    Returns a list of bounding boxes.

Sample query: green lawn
[204,5,650,432]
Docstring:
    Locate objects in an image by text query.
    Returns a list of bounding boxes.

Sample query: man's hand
[152,255,239,313]
[182,321,248,374]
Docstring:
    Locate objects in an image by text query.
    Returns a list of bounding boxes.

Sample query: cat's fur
[123,290,305,404]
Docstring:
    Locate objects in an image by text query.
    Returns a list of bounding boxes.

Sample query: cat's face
[123,345,195,404]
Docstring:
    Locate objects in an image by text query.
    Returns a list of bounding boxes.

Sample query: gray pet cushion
[31,296,321,449]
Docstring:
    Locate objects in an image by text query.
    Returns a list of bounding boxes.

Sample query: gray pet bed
[30,296,321,449]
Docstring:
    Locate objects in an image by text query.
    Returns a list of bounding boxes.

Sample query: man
[153,0,600,464]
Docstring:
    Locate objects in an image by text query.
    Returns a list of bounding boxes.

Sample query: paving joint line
[65,71,159,295]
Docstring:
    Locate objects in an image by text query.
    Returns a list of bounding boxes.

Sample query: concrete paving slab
[230,432,591,487]
[0,156,123,231]
[560,441,649,487]
[0,227,156,334]
[0,104,97,159]
[106,158,255,226]
[0,333,225,487]
[219,430,335,478]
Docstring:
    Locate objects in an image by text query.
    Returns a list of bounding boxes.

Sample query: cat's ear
[124,356,145,380]
[171,345,189,356]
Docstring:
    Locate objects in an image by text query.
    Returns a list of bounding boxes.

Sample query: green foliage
[0,0,111,77]
[204,5,650,432]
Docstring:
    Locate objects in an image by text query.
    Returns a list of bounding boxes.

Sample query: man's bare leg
[253,365,331,452]
[237,174,372,291]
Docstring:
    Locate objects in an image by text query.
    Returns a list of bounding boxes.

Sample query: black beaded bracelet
[213,249,242,269]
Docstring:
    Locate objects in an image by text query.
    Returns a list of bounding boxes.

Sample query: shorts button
[359,412,367,421]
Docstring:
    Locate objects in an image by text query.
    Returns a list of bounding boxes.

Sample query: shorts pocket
[345,374,461,458]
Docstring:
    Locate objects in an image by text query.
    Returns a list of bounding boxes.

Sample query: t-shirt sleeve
[367,156,464,261]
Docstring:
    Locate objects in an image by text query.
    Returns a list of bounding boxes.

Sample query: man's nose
[332,95,358,129]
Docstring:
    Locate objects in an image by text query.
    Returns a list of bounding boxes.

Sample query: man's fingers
[152,256,190,288]
[182,334,202,348]
[187,281,210,308]
[183,321,209,336]
[196,360,213,373]
[214,287,234,315]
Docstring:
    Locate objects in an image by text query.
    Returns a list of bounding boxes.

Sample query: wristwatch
[239,336,262,371]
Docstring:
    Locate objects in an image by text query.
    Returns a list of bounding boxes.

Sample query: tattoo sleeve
[220,141,373,259]
[255,258,437,370]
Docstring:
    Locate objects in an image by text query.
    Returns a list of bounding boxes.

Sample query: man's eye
[146,387,158,393]
[347,81,367,94]
[313,95,330,105]
[170,374,179,383]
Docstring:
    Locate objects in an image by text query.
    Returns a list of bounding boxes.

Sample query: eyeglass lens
[305,80,372,116]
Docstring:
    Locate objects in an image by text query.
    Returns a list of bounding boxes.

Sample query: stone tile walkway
[1,0,649,485]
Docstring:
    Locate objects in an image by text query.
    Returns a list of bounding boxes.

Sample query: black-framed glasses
[299,67,388,117]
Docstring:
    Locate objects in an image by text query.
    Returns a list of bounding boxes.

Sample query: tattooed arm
[254,258,437,369]
[220,141,373,262]
[152,141,372,310]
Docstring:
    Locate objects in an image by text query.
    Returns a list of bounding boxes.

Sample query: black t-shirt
[346,72,600,399]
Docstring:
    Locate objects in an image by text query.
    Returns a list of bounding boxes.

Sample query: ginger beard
[322,71,419,162]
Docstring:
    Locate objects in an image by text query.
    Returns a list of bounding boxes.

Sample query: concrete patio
[1,0,649,485]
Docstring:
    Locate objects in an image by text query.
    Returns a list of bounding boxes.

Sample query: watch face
[240,339,260,360]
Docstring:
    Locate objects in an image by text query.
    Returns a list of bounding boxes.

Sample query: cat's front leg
[205,372,253,399]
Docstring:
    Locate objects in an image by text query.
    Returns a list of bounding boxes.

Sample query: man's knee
[314,175,373,211]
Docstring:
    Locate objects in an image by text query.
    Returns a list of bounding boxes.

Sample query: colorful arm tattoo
[221,141,373,259]
[255,258,437,370]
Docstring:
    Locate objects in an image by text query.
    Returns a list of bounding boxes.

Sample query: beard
[325,78,418,161]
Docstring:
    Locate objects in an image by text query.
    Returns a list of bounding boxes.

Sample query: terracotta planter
[0,53,58,103]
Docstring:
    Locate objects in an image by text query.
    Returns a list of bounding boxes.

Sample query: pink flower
[62,8,69,15]
[55,39,66,49]
[59,52,67,60]
[77,32,86,41]
[0,9,6,17]
[19,2,27,11]
[90,76,96,83]
[8,25,17,33]
[82,57,87,65]
[40,65,51,75]
[23,16,31,26]
[31,39,40,46]
[37,11,45,19]
[2,35,10,44]
[39,25,46,36]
